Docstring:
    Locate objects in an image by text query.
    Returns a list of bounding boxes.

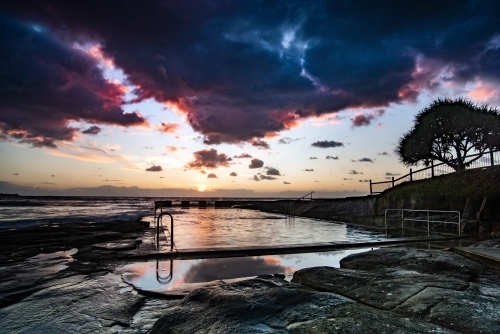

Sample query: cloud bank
[3,1,500,146]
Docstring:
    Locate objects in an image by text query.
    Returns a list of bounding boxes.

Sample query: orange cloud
[165,145,178,152]
[157,122,180,133]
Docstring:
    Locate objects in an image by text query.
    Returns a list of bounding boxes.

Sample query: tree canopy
[396,98,500,171]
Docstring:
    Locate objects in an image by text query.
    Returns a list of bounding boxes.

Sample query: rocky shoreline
[1,220,500,333]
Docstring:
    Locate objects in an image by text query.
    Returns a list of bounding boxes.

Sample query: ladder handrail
[156,212,174,251]
[285,191,315,216]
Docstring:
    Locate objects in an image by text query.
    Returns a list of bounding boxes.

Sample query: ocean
[0,196,388,247]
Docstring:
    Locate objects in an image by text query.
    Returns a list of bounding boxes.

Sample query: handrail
[285,191,315,217]
[156,212,174,251]
[385,209,461,235]
[154,200,172,222]
[370,148,500,194]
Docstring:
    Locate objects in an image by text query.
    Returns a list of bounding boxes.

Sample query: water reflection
[156,259,173,284]
[154,208,386,249]
[121,248,372,293]
[182,257,289,283]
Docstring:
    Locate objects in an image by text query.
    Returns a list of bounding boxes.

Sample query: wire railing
[370,149,500,194]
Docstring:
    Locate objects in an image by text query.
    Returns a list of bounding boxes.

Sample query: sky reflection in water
[122,249,372,292]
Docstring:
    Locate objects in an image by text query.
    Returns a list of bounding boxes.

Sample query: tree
[396,98,500,171]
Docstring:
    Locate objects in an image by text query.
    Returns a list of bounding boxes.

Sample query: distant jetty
[0,193,19,197]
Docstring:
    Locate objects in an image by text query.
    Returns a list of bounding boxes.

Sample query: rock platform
[1,220,500,333]
[151,247,500,333]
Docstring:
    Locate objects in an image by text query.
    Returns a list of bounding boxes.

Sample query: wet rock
[150,247,500,333]
[150,276,455,334]
[339,248,485,280]
[292,248,500,333]
[0,274,145,333]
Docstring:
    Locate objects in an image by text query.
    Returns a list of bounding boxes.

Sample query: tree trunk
[456,148,464,171]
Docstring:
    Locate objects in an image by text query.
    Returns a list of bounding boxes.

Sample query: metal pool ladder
[156,212,175,251]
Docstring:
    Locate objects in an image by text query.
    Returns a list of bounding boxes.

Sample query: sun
[197,185,206,192]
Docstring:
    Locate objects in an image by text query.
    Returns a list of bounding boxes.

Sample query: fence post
[431,161,434,177]
[392,176,394,187]
[490,148,494,166]
[369,179,372,194]
[409,169,413,181]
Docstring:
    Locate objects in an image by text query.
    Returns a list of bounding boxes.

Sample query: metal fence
[370,149,500,194]
[385,209,461,235]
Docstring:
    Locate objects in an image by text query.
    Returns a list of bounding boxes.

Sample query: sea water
[0,196,153,228]
[0,196,389,291]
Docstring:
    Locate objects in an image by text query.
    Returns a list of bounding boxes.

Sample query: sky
[1,0,500,198]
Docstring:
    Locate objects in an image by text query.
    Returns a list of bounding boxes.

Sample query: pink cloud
[468,81,500,104]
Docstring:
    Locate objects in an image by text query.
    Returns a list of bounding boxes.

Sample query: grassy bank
[381,165,500,200]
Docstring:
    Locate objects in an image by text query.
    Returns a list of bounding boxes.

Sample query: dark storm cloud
[230,172,237,176]
[311,141,344,148]
[234,153,252,159]
[283,181,291,184]
[358,158,374,163]
[252,175,260,182]
[0,15,147,148]
[145,165,162,172]
[82,125,101,135]
[3,1,500,144]
[186,148,232,169]
[309,157,318,160]
[378,152,389,156]
[265,167,281,176]
[304,169,314,172]
[248,158,264,169]
[326,156,338,160]
[207,173,217,179]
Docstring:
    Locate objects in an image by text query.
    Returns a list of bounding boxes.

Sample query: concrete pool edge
[127,234,470,260]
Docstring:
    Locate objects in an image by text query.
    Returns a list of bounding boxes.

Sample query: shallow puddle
[15,248,79,278]
[121,248,374,292]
